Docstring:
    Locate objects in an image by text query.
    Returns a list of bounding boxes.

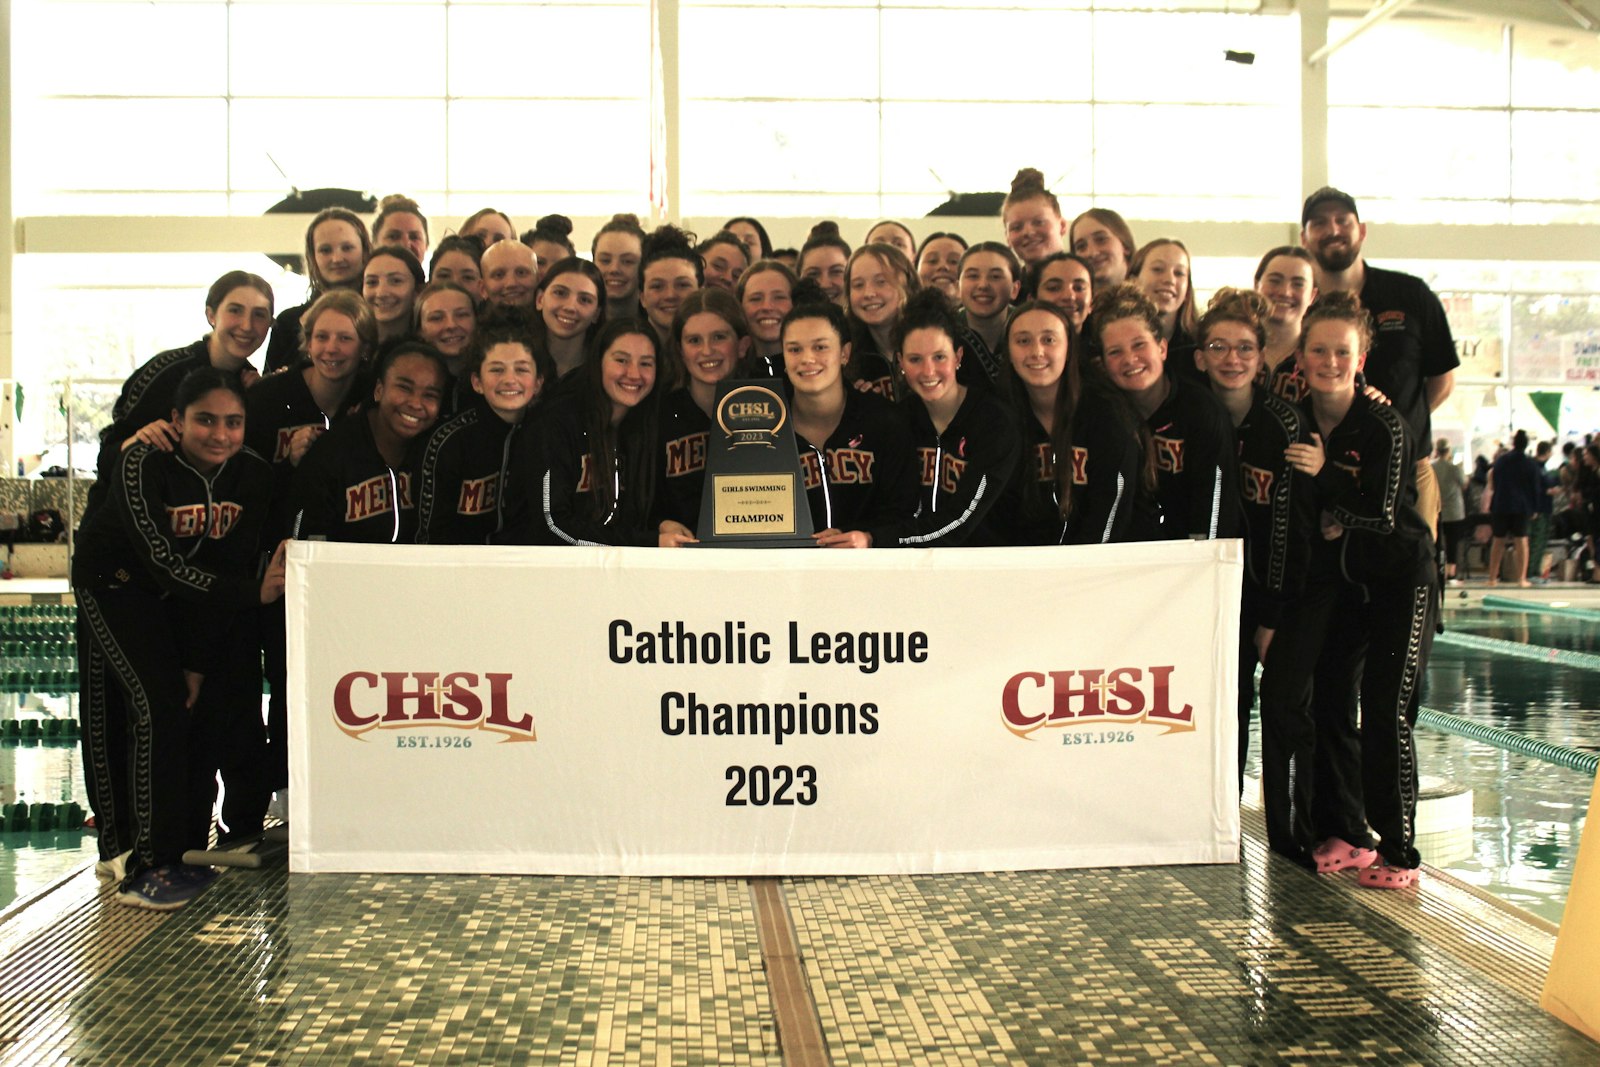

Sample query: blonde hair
[299,289,378,362]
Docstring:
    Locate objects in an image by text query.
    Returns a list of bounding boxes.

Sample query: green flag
[1530,391,1562,435]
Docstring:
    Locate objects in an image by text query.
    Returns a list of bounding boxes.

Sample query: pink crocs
[1358,864,1420,890]
[1313,837,1378,874]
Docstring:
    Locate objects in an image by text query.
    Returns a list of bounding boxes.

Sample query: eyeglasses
[1203,340,1260,356]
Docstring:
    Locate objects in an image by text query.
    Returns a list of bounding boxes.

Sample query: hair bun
[1313,290,1363,315]
[611,212,642,228]
[1010,168,1046,195]
[1204,286,1269,320]
[535,213,573,238]
[642,223,698,258]
[808,220,842,241]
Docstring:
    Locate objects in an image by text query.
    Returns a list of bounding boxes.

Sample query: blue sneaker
[175,863,220,890]
[115,865,206,911]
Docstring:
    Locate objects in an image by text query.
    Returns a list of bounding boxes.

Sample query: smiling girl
[955,242,1022,384]
[534,257,608,381]
[290,342,449,543]
[736,259,797,378]
[655,289,752,546]
[782,291,917,548]
[886,290,1020,547]
[74,367,283,909]
[698,230,750,292]
[798,221,851,309]
[1258,292,1436,889]
[363,245,425,346]
[1130,238,1200,382]
[915,232,966,301]
[245,290,374,484]
[428,235,486,300]
[1001,168,1068,268]
[593,213,647,320]
[993,301,1147,546]
[845,243,920,398]
[413,280,480,415]
[372,195,429,265]
[416,321,551,545]
[1095,284,1239,542]
[1253,246,1320,402]
[90,272,275,517]
[1069,207,1135,291]
[265,209,369,373]
[505,319,661,546]
[1025,252,1094,333]
[1194,288,1317,792]
[639,225,703,385]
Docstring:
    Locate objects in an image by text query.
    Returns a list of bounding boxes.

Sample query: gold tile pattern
[0,814,1592,1065]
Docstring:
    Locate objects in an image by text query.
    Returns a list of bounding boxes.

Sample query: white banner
[287,540,1242,875]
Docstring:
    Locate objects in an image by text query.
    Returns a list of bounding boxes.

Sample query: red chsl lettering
[333,671,380,735]
[1001,665,1195,737]
[1001,672,1047,735]
[382,671,443,722]
[1145,665,1193,726]
[333,671,535,741]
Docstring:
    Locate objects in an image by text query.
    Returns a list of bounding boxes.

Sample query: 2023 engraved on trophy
[693,380,817,548]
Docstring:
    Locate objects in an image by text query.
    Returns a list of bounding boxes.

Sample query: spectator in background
[1578,445,1600,583]
[1554,442,1583,543]
[1487,430,1543,587]
[1462,454,1492,579]
[1432,439,1466,586]
[1530,440,1557,582]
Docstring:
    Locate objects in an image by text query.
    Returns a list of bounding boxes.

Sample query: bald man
[480,239,537,310]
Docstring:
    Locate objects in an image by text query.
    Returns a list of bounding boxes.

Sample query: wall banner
[287,540,1243,876]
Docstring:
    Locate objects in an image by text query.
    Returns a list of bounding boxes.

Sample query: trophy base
[687,535,820,549]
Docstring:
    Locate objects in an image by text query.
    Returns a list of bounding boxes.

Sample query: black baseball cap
[1301,186,1359,225]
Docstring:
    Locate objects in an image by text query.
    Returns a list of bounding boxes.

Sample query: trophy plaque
[693,380,816,547]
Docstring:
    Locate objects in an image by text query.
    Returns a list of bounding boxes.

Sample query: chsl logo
[333,671,536,743]
[1001,666,1195,739]
[717,384,787,448]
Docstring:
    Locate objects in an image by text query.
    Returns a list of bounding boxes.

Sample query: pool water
[0,692,98,913]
